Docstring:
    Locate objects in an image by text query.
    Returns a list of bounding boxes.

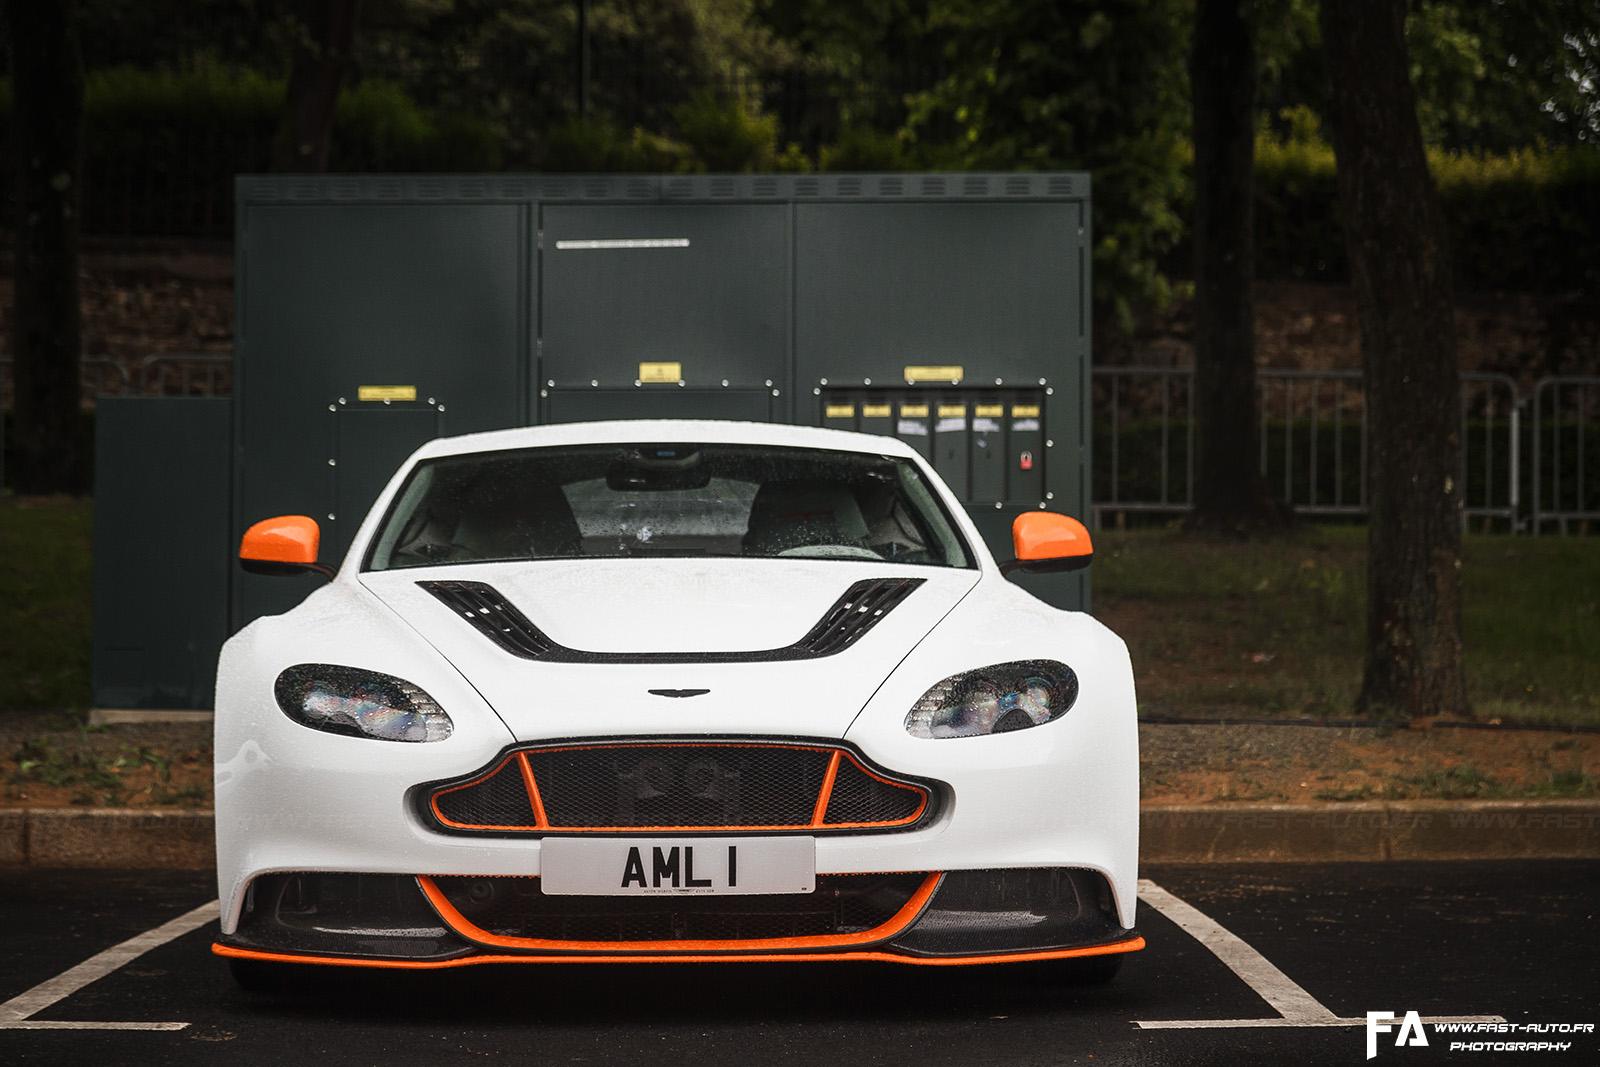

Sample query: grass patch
[0,497,93,713]
[1096,525,1600,726]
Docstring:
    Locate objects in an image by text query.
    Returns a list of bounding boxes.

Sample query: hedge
[1251,133,1600,294]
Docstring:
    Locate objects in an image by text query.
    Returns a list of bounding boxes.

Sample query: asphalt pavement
[1,861,1594,1066]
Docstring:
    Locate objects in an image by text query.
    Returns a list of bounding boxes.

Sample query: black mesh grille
[432,756,540,828]
[430,873,930,945]
[824,757,927,826]
[423,743,936,835]
[792,578,924,655]
[528,744,833,829]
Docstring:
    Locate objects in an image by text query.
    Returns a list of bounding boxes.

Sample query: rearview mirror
[240,515,335,579]
[1000,511,1094,575]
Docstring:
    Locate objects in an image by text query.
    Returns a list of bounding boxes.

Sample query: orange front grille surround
[424,740,936,836]
[417,872,943,954]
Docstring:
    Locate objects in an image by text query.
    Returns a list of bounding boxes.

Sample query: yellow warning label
[862,404,892,418]
[357,385,418,402]
[1012,404,1041,418]
[900,404,929,417]
[937,405,968,418]
[974,404,1004,417]
[639,361,683,383]
[825,404,856,418]
[904,365,964,383]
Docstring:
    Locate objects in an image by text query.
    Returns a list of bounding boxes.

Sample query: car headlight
[904,660,1078,739]
[273,665,453,742]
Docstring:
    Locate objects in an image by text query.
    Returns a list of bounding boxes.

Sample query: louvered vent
[793,578,924,656]
[420,581,554,658]
[420,577,922,662]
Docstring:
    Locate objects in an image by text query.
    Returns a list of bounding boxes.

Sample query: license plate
[540,837,816,896]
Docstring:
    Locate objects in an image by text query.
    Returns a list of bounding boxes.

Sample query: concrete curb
[2,801,1597,869]
[1140,800,1600,863]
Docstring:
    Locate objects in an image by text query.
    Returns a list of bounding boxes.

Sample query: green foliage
[532,93,811,174]
[909,0,1192,325]
[1253,0,1600,151]
[672,90,788,172]
[819,126,915,171]
[534,119,693,173]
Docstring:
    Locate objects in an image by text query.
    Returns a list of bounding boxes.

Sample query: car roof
[408,419,925,461]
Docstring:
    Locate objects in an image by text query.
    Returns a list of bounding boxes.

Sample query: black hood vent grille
[418,577,925,664]
[421,580,555,659]
[792,578,925,656]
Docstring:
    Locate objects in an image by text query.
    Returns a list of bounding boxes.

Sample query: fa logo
[1367,1010,1429,1059]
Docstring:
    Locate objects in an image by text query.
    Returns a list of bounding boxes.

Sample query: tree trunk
[269,0,363,173]
[6,0,86,494]
[1320,0,1467,718]
[1187,0,1286,536]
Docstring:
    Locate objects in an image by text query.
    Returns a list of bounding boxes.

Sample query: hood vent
[791,578,925,656]
[418,577,924,664]
[420,580,556,659]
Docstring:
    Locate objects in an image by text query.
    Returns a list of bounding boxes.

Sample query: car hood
[358,559,980,742]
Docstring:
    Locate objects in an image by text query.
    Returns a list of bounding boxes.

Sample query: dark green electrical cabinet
[91,172,1091,710]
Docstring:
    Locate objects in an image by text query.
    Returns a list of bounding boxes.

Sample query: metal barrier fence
[1093,367,1546,533]
[1531,376,1600,535]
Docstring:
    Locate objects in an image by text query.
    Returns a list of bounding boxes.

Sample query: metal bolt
[540,389,548,398]
[772,389,781,397]
[591,379,599,388]
[338,397,347,405]
[1046,387,1054,396]
[383,398,391,405]
[765,380,773,388]
[813,387,821,396]
[1046,439,1054,448]
[547,379,555,388]
[634,380,643,388]
[427,397,436,405]
[328,513,336,521]
[327,459,336,467]
[438,405,445,412]
[819,378,828,386]
[678,380,686,387]
[993,501,1002,509]
[995,377,1003,385]
[327,404,336,412]
[721,379,730,388]
[863,377,872,386]
[1038,378,1047,386]
[1046,492,1055,500]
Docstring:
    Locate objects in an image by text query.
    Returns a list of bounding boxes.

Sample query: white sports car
[213,419,1140,984]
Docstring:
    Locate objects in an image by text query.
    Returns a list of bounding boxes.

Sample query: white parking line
[1133,880,1505,1030]
[0,899,219,1031]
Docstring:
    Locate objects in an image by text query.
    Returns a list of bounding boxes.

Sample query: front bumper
[212,868,1143,967]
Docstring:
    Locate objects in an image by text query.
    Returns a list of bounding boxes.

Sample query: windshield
[364,443,973,571]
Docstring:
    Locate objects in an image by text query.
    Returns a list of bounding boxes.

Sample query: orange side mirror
[1002,511,1094,575]
[240,515,334,579]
